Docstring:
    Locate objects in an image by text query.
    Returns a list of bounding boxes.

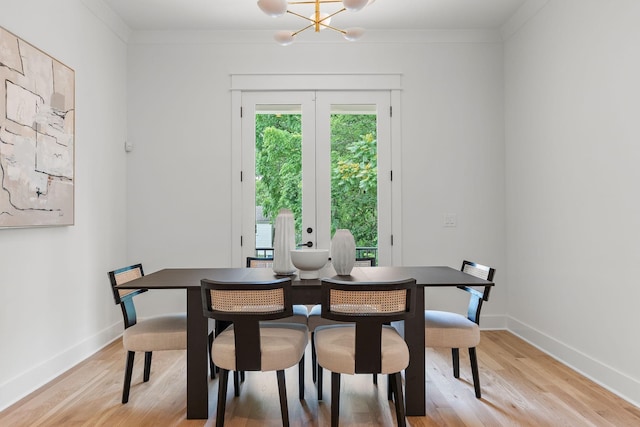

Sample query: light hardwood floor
[1,331,639,426]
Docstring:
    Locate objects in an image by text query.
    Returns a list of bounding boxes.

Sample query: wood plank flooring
[1,331,639,426]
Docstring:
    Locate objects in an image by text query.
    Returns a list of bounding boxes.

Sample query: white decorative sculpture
[273,209,296,275]
[331,229,356,275]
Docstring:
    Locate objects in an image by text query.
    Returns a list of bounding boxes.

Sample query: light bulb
[342,0,369,11]
[274,30,295,46]
[258,0,287,17]
[343,27,364,41]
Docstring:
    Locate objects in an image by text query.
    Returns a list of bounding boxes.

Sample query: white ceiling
[103,0,528,32]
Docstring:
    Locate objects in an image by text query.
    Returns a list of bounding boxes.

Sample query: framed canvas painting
[0,26,75,228]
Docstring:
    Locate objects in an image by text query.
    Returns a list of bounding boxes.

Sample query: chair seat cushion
[123,313,187,351]
[307,304,350,331]
[212,323,308,371]
[267,304,309,325]
[314,324,409,374]
[424,310,480,348]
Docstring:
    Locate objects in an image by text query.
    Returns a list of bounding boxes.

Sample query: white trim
[231,73,403,267]
[390,89,402,266]
[128,29,503,45]
[507,316,640,408]
[0,322,122,411]
[478,314,508,330]
[231,91,243,267]
[231,73,402,92]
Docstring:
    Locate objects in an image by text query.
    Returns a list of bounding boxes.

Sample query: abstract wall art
[0,26,75,228]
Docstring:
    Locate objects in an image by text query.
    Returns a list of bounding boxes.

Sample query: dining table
[116,264,494,419]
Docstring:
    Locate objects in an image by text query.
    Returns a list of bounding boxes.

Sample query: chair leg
[391,372,407,427]
[208,332,216,379]
[469,347,482,398]
[331,372,340,427]
[387,374,393,401]
[317,363,323,400]
[122,351,135,404]
[451,348,460,378]
[298,356,305,400]
[233,371,241,397]
[276,370,290,427]
[216,369,229,427]
[373,373,378,385]
[143,351,152,382]
[311,332,317,383]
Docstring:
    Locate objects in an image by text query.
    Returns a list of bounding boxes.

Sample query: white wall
[0,0,129,410]
[12,0,640,414]
[505,0,640,405]
[125,33,507,320]
[3,0,638,413]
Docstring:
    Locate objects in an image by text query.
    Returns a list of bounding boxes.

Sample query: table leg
[404,286,425,416]
[186,287,209,419]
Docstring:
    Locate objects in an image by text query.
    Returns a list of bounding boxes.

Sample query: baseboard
[479,313,508,330]
[506,316,640,408]
[0,322,122,411]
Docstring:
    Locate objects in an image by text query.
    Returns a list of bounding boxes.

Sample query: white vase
[273,209,296,275]
[331,229,356,275]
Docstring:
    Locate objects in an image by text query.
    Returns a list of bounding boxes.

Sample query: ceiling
[103,0,528,32]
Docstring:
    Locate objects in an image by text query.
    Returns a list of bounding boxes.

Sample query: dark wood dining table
[117,264,494,419]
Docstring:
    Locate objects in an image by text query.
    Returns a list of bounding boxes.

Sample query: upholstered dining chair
[108,264,215,403]
[201,277,308,427]
[246,257,309,324]
[217,257,310,396]
[424,260,495,398]
[219,256,309,396]
[308,257,376,395]
[314,277,416,427]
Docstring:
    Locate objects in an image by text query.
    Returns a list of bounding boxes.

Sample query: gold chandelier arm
[286,7,346,21]
[291,23,316,37]
[322,7,346,21]
[286,10,316,24]
[269,0,364,42]
[318,22,347,34]
[286,7,347,28]
[292,21,346,37]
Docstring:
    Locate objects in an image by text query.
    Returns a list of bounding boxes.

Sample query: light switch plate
[443,213,457,227]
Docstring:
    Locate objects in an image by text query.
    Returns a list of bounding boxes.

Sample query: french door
[239,90,392,265]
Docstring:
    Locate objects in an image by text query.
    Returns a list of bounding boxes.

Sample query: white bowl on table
[290,249,329,279]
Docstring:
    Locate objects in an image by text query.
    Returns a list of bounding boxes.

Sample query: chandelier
[257,0,375,45]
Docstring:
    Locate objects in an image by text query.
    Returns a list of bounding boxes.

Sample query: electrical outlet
[443,213,457,228]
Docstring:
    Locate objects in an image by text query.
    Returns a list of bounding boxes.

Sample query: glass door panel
[330,106,378,260]
[316,92,391,265]
[241,92,316,263]
[242,91,390,265]
[254,105,302,249]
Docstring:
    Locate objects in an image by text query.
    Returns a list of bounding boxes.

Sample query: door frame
[231,74,403,267]
[240,91,317,262]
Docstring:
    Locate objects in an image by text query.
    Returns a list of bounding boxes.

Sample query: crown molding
[127,28,503,45]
